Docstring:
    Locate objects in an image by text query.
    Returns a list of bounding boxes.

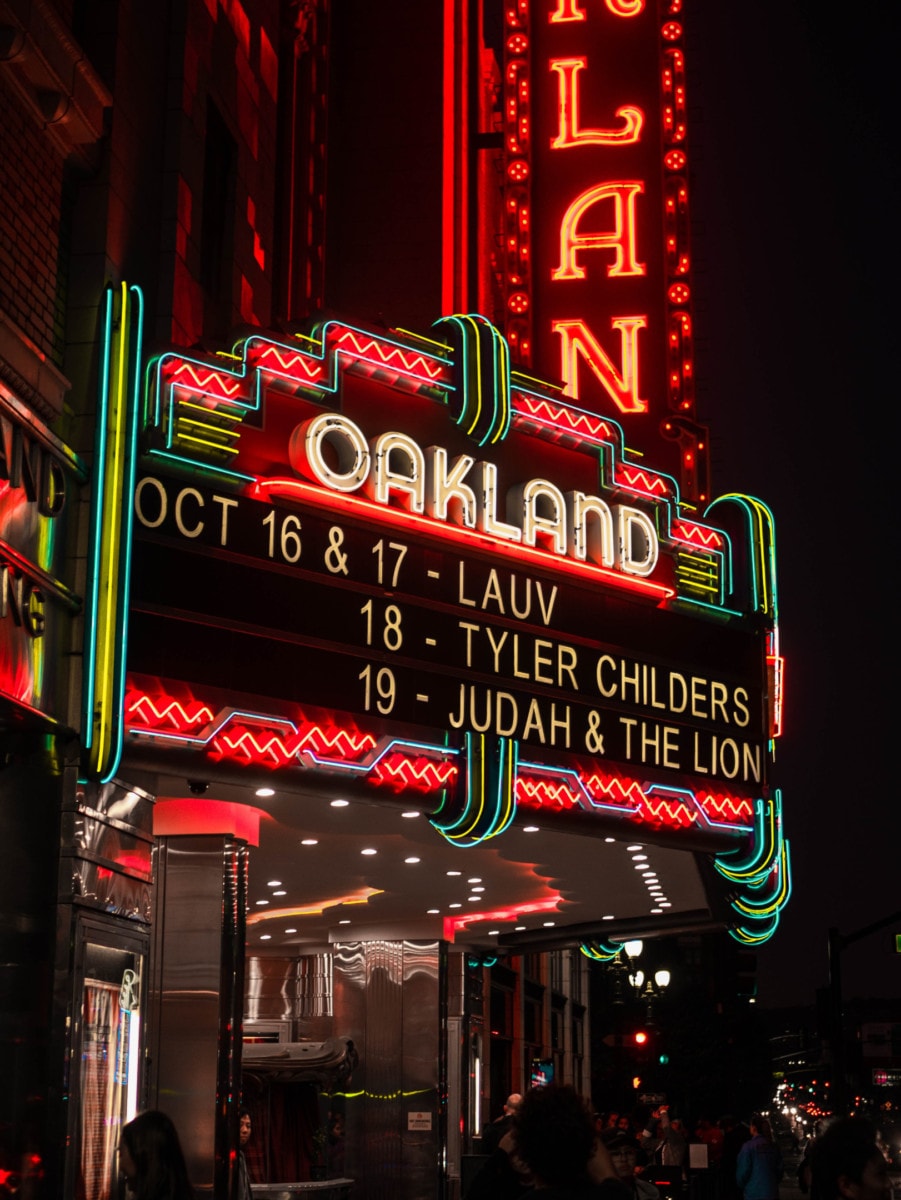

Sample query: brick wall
[0,86,66,366]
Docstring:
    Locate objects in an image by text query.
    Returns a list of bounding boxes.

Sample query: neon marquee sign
[107,308,788,940]
[501,0,708,499]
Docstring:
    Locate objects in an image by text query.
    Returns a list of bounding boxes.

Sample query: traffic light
[626,1028,653,1060]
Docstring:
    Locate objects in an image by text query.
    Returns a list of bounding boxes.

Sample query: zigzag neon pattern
[695,791,754,824]
[370,755,458,793]
[250,344,328,381]
[671,521,724,549]
[168,362,245,398]
[516,778,583,810]
[580,771,651,809]
[517,768,753,833]
[125,688,757,841]
[512,394,617,443]
[333,328,448,381]
[126,692,214,730]
[210,723,376,766]
[642,794,696,828]
[616,464,672,497]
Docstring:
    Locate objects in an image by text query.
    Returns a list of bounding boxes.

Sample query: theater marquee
[114,312,783,922]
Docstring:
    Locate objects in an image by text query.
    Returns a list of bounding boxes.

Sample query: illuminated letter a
[553,317,647,414]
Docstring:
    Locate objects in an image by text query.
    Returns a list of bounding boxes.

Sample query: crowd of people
[467,1089,895,1200]
[113,1092,895,1200]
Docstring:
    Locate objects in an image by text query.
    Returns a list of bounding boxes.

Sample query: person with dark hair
[118,1110,195,1200]
[718,1115,751,1200]
[234,1106,252,1200]
[736,1115,782,1200]
[809,1117,892,1200]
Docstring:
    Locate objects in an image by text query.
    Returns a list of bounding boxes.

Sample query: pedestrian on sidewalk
[736,1115,783,1200]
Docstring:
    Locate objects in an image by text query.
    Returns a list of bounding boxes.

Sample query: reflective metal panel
[330,940,443,1200]
[246,954,333,1030]
[148,835,248,1197]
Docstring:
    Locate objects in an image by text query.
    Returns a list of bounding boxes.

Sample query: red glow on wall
[154,798,263,845]
[448,896,562,933]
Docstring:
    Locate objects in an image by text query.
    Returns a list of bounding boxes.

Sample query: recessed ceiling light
[515,925,526,931]
[467,896,480,902]
[330,799,349,808]
[285,928,297,934]
[627,844,643,852]
[267,880,282,887]
[449,902,462,909]
[273,890,286,896]
[634,862,649,870]
[659,901,672,908]
[650,908,663,915]
[260,934,272,940]
[361,848,377,856]
[543,921,555,927]
[402,811,420,819]
[468,877,482,884]
[339,919,351,925]
[488,929,500,935]
[523,825,540,833]
[405,856,421,864]
[471,886,485,892]
[604,837,615,843]
[301,838,318,846]
[255,787,275,797]
[603,914,615,920]
[447,870,461,877]
[255,900,269,906]
[427,908,440,914]
[631,854,648,862]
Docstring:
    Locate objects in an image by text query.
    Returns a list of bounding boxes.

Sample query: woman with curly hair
[118,1110,195,1200]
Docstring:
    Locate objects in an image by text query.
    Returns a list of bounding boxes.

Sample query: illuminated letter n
[553,317,648,413]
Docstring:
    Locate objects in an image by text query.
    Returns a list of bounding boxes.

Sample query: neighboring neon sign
[501,0,708,500]
[0,384,85,723]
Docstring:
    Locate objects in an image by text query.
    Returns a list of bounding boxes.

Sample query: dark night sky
[688,3,900,1006]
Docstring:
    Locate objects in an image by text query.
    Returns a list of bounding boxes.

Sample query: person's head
[750,1115,773,1141]
[514,1085,597,1188]
[604,1131,641,1182]
[239,1106,252,1147]
[504,1093,523,1116]
[617,1115,632,1132]
[811,1118,892,1200]
[120,1110,194,1200]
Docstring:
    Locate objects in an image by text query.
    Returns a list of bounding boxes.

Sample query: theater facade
[0,2,788,1198]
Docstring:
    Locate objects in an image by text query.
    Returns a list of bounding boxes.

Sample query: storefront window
[79,944,143,1200]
